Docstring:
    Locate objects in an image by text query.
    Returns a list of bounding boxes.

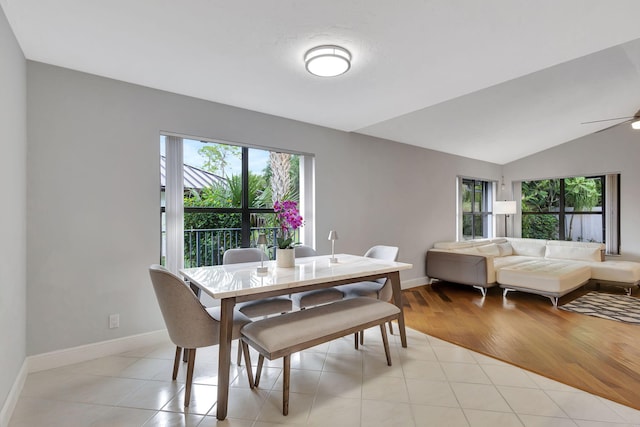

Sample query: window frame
[161,134,315,271]
[458,177,495,240]
[518,174,620,254]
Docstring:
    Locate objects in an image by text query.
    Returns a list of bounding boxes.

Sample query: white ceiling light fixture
[632,119,640,130]
[304,45,351,77]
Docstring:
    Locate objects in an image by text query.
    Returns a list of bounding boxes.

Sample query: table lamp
[328,230,339,263]
[256,234,269,274]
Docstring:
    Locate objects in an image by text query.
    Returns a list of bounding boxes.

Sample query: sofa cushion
[497,259,591,294]
[497,242,513,256]
[544,240,604,262]
[476,243,500,257]
[544,244,602,263]
[588,260,640,283]
[433,241,476,250]
[506,238,547,257]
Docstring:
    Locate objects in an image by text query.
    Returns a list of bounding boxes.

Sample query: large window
[460,178,494,240]
[520,174,620,253]
[161,135,314,271]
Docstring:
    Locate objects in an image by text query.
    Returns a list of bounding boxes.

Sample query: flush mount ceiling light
[304,45,351,77]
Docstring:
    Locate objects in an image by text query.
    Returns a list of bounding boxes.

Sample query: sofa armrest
[426,250,495,287]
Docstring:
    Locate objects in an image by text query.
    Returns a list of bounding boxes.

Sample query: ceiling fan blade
[581,116,633,125]
[594,118,633,133]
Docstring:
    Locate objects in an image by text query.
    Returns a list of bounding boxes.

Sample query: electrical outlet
[109,314,120,329]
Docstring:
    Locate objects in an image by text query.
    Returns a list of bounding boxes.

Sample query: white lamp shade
[327,230,338,241]
[493,200,517,215]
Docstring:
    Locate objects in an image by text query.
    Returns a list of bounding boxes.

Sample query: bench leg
[380,324,392,366]
[354,332,359,349]
[255,354,265,387]
[283,355,290,416]
[241,341,254,389]
[360,329,364,345]
[388,321,394,335]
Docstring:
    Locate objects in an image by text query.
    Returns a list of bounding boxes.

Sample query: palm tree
[269,152,291,204]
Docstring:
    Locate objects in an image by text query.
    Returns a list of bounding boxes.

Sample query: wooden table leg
[389,271,407,348]
[216,297,236,420]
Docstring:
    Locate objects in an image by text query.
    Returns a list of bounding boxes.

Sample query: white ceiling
[3,0,640,164]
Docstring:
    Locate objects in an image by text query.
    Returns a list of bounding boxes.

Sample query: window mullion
[241,147,251,247]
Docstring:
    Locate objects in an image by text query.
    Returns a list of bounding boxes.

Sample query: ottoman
[589,260,640,295]
[497,259,591,306]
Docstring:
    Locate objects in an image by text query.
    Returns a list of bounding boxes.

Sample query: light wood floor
[401,281,640,410]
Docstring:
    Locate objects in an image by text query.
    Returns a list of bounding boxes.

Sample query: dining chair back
[223,247,264,264]
[291,245,345,309]
[222,247,293,363]
[148,264,253,406]
[294,245,317,257]
[336,245,400,345]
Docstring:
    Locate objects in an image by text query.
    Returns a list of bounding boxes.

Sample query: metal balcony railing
[183,227,299,267]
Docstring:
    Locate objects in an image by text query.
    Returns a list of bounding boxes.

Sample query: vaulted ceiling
[4,0,640,164]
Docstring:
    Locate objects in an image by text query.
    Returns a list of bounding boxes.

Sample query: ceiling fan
[581,108,640,131]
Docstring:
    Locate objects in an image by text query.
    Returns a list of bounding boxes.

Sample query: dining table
[180,253,413,420]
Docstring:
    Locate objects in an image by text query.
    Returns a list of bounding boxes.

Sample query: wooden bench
[240,297,401,415]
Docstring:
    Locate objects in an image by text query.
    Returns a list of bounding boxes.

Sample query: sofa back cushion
[497,242,513,256]
[433,241,475,250]
[544,241,605,262]
[506,238,547,257]
[476,243,500,257]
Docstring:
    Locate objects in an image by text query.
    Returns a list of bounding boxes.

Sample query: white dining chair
[148,264,254,406]
[290,245,346,309]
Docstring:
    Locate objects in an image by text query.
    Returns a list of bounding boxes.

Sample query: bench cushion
[241,298,399,358]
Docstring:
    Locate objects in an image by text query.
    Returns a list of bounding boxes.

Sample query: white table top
[180,253,412,299]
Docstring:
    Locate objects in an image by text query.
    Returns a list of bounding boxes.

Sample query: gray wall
[26,61,501,355]
[0,6,27,408]
[504,124,640,260]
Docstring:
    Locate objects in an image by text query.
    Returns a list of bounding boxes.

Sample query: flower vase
[276,248,295,268]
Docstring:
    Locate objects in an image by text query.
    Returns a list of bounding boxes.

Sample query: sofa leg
[473,286,487,297]
[502,288,513,298]
[549,296,559,307]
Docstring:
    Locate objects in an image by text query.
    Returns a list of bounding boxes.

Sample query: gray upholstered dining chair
[223,248,293,317]
[148,264,254,407]
[223,247,293,364]
[290,245,346,309]
[336,245,400,344]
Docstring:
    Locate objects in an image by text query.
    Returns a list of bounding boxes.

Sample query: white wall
[26,61,502,355]
[0,4,26,411]
[504,124,640,260]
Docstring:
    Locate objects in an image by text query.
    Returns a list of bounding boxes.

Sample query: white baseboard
[0,360,27,427]
[28,329,169,373]
[1,330,169,425]
[402,276,430,289]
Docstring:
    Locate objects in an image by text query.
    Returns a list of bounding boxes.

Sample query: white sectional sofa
[426,238,640,306]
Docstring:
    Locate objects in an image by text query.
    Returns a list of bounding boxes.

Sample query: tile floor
[9,327,640,427]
